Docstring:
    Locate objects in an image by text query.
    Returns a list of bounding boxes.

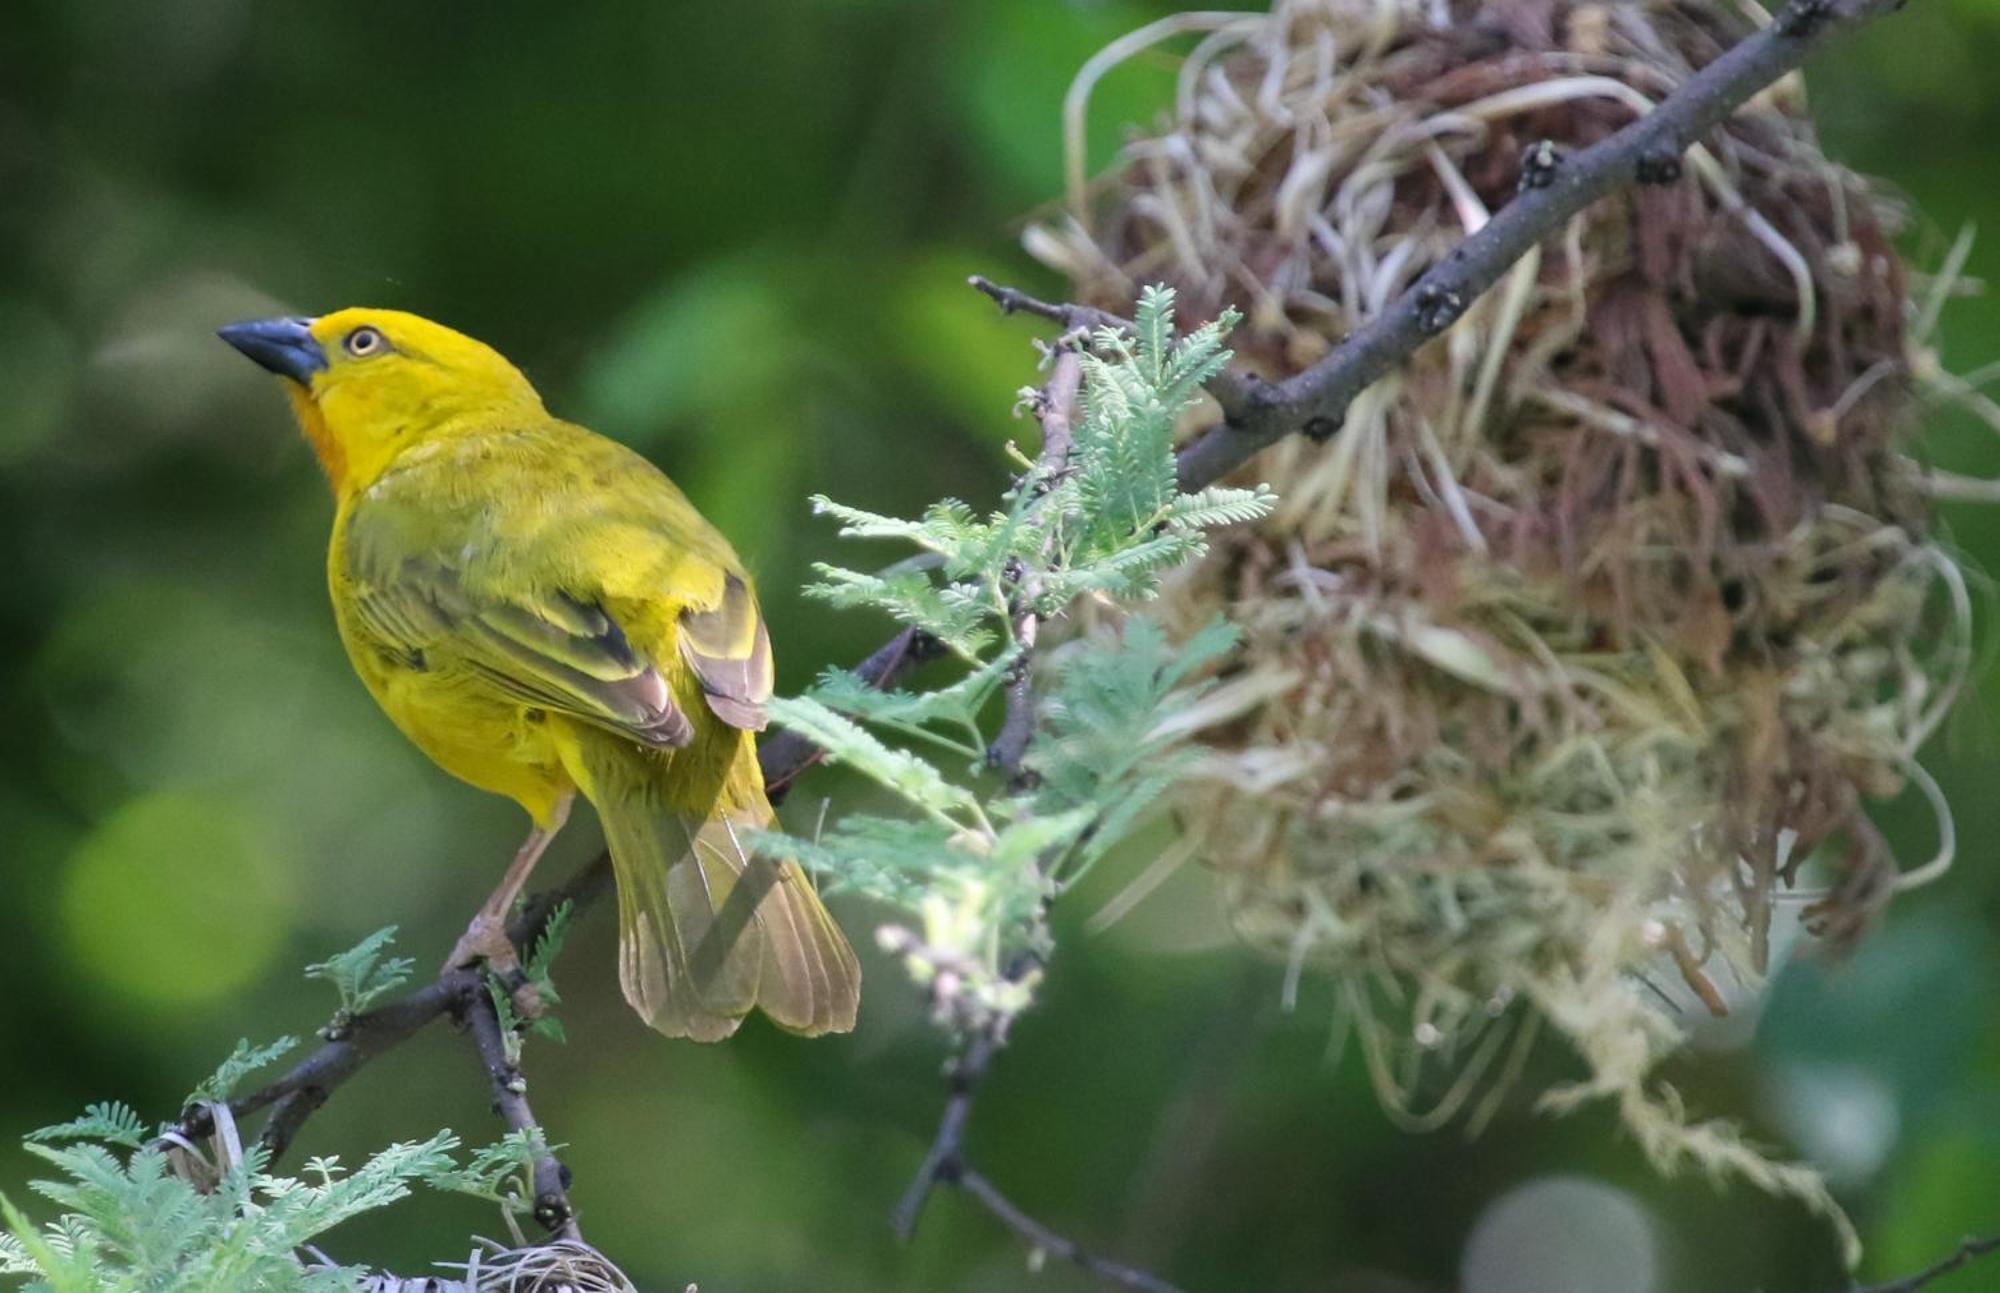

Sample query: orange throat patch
[285,381,347,493]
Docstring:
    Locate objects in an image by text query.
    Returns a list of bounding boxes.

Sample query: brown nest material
[422,1238,644,1292]
[1031,0,1979,1258]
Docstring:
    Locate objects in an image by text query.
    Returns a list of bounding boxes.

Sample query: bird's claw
[443,912,519,977]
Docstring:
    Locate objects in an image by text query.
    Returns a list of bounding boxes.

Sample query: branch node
[1635,147,1686,185]
[1516,139,1563,191]
[533,1193,573,1232]
[1302,415,1340,442]
[1414,284,1466,335]
[1778,0,1835,37]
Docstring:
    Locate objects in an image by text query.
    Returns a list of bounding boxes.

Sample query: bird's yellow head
[218,308,544,495]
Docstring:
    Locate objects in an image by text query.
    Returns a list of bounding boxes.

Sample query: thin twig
[1846,1234,2000,1293]
[895,1002,1182,1293]
[891,1029,1002,1239]
[970,273,1129,336]
[463,984,579,1239]
[969,276,1262,422]
[763,625,945,802]
[957,1168,1185,1293]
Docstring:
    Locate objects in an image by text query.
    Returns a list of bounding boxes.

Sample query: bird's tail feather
[558,728,859,1041]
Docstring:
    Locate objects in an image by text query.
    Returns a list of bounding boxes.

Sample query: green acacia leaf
[765,696,978,816]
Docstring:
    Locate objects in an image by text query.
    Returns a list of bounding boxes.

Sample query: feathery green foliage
[426,1127,562,1234]
[762,287,1271,1030]
[303,926,414,1023]
[1,1128,459,1291]
[186,1037,300,1107]
[2,925,576,1290]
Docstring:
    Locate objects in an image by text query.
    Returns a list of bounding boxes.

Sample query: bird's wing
[346,541,696,750]
[676,570,773,732]
[343,423,772,745]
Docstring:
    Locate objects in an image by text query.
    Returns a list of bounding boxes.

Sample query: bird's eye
[344,326,386,357]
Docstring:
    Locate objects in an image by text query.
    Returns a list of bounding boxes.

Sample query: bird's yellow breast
[328,503,577,827]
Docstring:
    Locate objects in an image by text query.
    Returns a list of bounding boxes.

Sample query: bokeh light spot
[1461,1176,1659,1293]
[62,792,295,1005]
[1765,1061,1902,1187]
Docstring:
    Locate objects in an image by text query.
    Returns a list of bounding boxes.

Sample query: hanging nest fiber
[1032,0,1976,1258]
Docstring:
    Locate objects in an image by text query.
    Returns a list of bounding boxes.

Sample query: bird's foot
[443,912,520,977]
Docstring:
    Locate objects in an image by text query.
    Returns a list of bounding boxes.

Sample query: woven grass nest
[1031,0,1978,1254]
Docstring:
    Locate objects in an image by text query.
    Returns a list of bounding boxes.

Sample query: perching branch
[228,969,483,1165]
[464,985,578,1239]
[187,861,610,1239]
[1846,1234,2000,1293]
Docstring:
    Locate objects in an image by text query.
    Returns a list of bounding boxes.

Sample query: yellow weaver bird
[218,308,859,1040]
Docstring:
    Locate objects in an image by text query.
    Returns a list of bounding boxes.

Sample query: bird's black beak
[217,316,327,384]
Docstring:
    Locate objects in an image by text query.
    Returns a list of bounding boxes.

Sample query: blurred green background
[3,2,1999,1290]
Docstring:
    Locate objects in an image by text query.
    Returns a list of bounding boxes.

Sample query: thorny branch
[185,1,1914,1285]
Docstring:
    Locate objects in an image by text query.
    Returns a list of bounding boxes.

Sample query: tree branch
[1173,0,1907,491]
[230,970,482,1165]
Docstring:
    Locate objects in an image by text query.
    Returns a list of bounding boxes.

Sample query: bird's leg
[444,792,575,977]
